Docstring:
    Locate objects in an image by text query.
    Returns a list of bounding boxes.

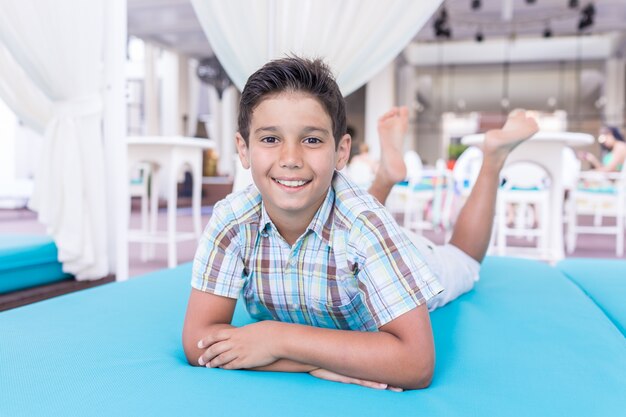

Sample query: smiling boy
[182,57,538,390]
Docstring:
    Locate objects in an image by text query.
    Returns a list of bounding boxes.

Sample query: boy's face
[236,91,350,231]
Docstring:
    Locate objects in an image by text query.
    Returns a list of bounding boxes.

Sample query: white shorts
[402,228,480,312]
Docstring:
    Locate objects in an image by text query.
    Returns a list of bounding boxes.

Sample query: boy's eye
[303,137,322,144]
[261,136,278,143]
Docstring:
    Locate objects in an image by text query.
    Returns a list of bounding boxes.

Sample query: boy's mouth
[273,178,311,188]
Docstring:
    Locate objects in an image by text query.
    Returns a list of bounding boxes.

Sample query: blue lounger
[0,234,71,294]
[557,258,626,336]
[1,257,625,417]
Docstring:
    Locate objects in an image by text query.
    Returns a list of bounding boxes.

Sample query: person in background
[579,126,626,172]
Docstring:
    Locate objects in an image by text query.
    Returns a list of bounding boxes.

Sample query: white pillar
[144,43,160,135]
[364,62,396,160]
[604,58,625,127]
[207,84,222,159]
[103,0,128,280]
[398,63,417,151]
[187,59,200,136]
[218,86,239,176]
[160,50,179,136]
[177,54,190,136]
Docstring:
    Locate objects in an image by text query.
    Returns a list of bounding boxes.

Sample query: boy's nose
[279,142,303,168]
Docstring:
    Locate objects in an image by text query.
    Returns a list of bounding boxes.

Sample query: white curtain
[0,0,108,280]
[190,0,442,95]
[0,44,50,133]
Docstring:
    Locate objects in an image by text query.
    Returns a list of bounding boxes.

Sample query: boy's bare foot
[483,109,539,169]
[377,106,409,185]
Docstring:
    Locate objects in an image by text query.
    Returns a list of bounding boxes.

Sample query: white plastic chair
[345,158,376,190]
[494,161,552,259]
[450,146,483,227]
[403,158,454,238]
[452,146,483,198]
[232,154,254,194]
[128,162,155,261]
[385,151,423,220]
[566,165,626,256]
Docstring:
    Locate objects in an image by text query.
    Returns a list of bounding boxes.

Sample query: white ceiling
[128,0,626,59]
[128,0,212,58]
[415,0,626,42]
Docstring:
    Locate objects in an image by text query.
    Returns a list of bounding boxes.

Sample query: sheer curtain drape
[0,45,50,133]
[190,0,442,95]
[0,0,108,280]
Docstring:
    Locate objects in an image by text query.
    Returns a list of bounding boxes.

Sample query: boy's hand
[309,368,403,392]
[197,321,280,369]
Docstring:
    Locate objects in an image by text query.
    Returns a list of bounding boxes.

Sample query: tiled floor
[1,205,623,280]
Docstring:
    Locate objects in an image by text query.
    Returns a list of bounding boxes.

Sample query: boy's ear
[335,133,352,170]
[235,132,251,169]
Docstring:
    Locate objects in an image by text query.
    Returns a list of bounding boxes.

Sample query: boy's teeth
[276,179,307,187]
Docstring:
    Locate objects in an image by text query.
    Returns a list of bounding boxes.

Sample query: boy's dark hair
[238,56,347,149]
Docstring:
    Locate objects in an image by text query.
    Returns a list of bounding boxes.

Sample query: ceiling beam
[404,33,622,66]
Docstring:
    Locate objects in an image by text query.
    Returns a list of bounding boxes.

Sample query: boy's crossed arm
[183,289,434,390]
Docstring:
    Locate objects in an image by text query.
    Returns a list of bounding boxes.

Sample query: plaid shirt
[191,172,443,331]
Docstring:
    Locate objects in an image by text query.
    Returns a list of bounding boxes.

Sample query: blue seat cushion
[0,234,71,293]
[557,258,626,336]
[0,257,624,416]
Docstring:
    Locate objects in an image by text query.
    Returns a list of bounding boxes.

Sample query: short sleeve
[191,199,245,298]
[352,209,443,328]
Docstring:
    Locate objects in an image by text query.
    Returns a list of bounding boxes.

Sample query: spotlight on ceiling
[475,31,484,42]
[525,0,536,4]
[543,27,552,38]
[578,3,595,31]
[471,0,481,10]
[569,0,579,8]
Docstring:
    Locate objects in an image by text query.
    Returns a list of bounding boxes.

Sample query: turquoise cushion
[0,258,624,416]
[0,234,71,293]
[0,262,69,293]
[577,186,616,194]
[0,234,60,271]
[557,258,626,336]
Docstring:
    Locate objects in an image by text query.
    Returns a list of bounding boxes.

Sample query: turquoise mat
[557,258,626,336]
[0,257,624,416]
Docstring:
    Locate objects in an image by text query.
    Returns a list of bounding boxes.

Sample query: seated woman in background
[579,126,626,172]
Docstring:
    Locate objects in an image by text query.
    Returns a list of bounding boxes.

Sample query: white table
[127,136,215,268]
[462,131,593,262]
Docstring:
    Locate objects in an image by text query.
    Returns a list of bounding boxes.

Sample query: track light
[543,27,552,38]
[525,0,536,4]
[578,3,595,31]
[471,0,481,10]
[475,30,484,42]
[569,0,579,8]
[433,8,452,39]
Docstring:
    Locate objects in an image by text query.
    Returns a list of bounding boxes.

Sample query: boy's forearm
[269,318,433,389]
[251,359,318,373]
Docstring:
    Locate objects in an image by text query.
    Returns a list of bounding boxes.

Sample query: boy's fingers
[198,341,232,366]
[197,329,231,349]
[310,369,387,390]
[210,351,238,369]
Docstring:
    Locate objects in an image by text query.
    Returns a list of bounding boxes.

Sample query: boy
[183,57,538,390]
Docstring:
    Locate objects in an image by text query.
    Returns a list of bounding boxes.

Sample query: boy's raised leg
[368,106,409,204]
[368,108,538,263]
[448,110,538,262]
